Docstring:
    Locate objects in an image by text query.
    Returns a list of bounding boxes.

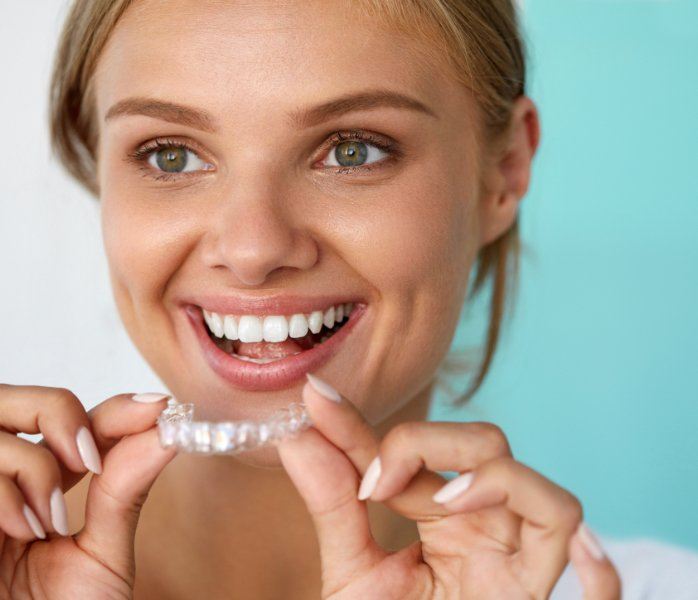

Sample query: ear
[478,95,541,247]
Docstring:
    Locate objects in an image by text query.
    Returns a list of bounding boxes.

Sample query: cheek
[340,164,479,423]
[100,187,195,322]
[348,163,476,309]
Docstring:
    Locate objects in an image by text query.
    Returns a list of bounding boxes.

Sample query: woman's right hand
[0,384,177,599]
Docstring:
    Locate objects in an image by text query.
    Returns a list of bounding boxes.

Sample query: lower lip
[184,303,367,391]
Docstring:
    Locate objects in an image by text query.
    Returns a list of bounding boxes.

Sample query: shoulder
[551,535,698,599]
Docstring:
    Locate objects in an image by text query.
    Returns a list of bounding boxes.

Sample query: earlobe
[478,96,540,248]
[479,189,521,248]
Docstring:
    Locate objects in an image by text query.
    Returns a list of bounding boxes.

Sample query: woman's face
[93,0,496,431]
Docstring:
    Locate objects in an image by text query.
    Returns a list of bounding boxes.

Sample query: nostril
[205,230,314,288]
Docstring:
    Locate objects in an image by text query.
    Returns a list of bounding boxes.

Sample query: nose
[200,182,319,287]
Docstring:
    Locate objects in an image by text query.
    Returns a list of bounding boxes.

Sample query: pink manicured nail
[22,504,46,539]
[433,472,474,504]
[50,487,69,536]
[306,373,341,403]
[358,456,382,500]
[577,522,606,561]
[76,426,103,475]
[131,392,171,403]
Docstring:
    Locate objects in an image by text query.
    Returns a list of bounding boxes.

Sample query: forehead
[93,0,469,130]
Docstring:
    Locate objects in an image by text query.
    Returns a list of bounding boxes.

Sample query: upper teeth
[202,303,354,343]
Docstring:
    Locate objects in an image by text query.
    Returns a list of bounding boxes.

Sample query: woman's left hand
[278,375,621,600]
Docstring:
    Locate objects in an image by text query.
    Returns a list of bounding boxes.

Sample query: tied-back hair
[48,0,528,406]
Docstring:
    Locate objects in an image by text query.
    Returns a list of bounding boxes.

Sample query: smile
[183,298,366,392]
[203,302,354,362]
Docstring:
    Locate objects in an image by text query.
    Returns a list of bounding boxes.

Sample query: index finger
[302,374,453,519]
[37,390,170,492]
[0,384,171,506]
[1,384,100,476]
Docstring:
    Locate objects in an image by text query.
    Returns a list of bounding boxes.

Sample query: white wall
[0,1,166,416]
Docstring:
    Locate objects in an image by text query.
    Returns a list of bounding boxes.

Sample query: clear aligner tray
[157,398,312,455]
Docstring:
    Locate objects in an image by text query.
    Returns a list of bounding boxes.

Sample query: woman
[0,0,622,597]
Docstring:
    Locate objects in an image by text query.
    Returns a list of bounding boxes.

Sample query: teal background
[429,0,698,552]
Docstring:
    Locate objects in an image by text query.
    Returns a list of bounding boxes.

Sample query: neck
[137,381,434,598]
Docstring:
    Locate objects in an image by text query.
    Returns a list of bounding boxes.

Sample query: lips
[183,302,366,391]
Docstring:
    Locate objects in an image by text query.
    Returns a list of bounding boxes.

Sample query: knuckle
[309,488,357,519]
[471,421,511,455]
[556,492,584,528]
[47,387,82,413]
[490,454,517,476]
[93,475,144,517]
[383,421,423,450]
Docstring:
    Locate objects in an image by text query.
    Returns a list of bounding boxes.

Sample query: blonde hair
[49,0,527,406]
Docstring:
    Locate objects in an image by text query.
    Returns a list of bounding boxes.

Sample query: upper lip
[180,293,365,316]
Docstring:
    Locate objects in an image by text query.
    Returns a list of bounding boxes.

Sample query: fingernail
[50,487,69,536]
[358,456,382,500]
[22,504,46,539]
[76,426,103,475]
[131,392,171,403]
[306,373,341,403]
[433,472,474,504]
[577,521,606,561]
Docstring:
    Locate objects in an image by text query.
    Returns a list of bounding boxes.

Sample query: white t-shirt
[551,536,698,599]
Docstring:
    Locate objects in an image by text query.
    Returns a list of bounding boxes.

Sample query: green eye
[325,140,389,169]
[334,141,369,167]
[155,147,188,172]
[148,145,210,174]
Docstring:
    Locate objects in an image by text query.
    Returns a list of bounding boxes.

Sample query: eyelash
[320,130,400,175]
[126,131,400,182]
[126,137,208,182]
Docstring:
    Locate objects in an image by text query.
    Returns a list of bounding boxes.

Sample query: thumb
[74,399,177,585]
[277,425,385,596]
[570,522,622,600]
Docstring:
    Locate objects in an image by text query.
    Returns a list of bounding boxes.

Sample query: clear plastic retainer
[157,398,313,455]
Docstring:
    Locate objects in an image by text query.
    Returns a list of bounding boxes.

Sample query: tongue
[234,338,305,359]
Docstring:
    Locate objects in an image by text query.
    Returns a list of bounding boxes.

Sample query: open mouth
[201,303,354,365]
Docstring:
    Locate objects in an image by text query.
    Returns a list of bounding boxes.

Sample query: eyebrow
[104,89,437,132]
[288,89,438,128]
[104,97,218,133]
